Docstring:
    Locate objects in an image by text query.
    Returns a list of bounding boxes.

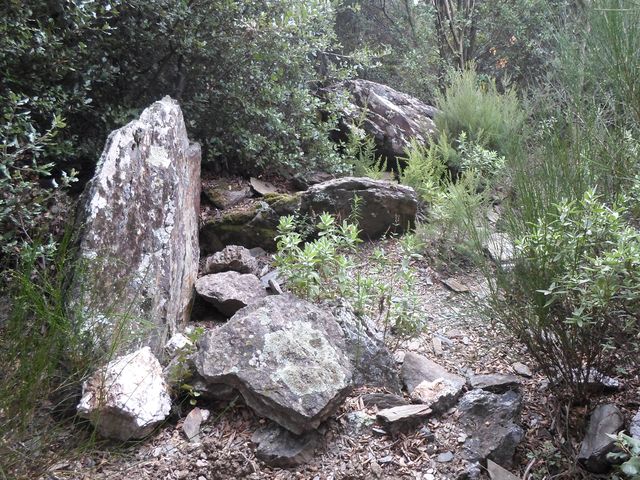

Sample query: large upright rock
[73,97,200,353]
[196,295,353,434]
[334,79,437,160]
[300,177,417,239]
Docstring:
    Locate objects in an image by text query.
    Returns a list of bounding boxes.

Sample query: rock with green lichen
[200,193,301,253]
[195,294,353,434]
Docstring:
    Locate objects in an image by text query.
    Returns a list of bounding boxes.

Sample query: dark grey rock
[332,304,401,392]
[577,404,624,473]
[195,271,267,317]
[300,177,417,239]
[195,295,353,434]
[332,79,437,161]
[468,374,520,394]
[458,389,524,467]
[291,171,336,191]
[252,424,321,467]
[71,97,200,353]
[204,245,259,275]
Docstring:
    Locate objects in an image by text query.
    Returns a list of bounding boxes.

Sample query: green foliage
[500,190,640,400]
[343,107,388,179]
[435,68,525,157]
[609,432,640,479]
[399,137,450,204]
[274,212,424,342]
[274,213,361,301]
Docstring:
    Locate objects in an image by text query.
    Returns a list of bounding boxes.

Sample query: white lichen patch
[148,145,171,168]
[263,321,348,397]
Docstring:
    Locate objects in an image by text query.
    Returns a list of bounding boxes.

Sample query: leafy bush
[435,68,525,157]
[499,189,640,400]
[274,212,424,342]
[609,432,640,479]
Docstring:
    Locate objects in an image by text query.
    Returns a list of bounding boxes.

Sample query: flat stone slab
[469,374,520,394]
[195,271,267,317]
[377,404,432,434]
[196,295,353,434]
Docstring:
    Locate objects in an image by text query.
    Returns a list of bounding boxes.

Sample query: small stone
[370,460,383,477]
[267,278,283,295]
[410,378,462,413]
[432,337,443,356]
[436,451,454,463]
[425,474,435,480]
[469,374,520,394]
[164,333,193,358]
[377,405,432,434]
[511,362,533,378]
[183,407,207,443]
[442,278,469,293]
[457,433,468,443]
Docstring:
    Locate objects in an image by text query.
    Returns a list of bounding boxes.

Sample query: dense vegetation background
[1,0,640,477]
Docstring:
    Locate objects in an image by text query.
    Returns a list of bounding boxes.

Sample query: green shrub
[498,189,640,401]
[274,212,424,342]
[609,432,640,479]
[435,68,525,157]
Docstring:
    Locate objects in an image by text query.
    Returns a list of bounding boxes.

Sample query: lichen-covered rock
[204,245,259,275]
[300,177,417,239]
[200,193,301,253]
[71,97,200,353]
[195,295,353,434]
[77,347,171,441]
[195,271,267,317]
[332,79,437,161]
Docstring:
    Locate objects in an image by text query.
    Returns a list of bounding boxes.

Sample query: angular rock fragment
[204,245,259,275]
[401,353,465,412]
[410,378,461,413]
[71,97,200,353]
[511,362,533,378]
[182,407,210,443]
[196,295,353,434]
[458,389,524,467]
[468,374,520,394]
[578,404,624,473]
[487,459,519,480]
[300,177,417,239]
[195,271,267,317]
[252,424,321,467]
[77,347,171,441]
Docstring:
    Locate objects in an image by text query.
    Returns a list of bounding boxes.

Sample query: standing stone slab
[196,295,353,434]
[72,97,200,353]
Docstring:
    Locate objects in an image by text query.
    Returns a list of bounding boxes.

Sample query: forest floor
[16,236,632,480]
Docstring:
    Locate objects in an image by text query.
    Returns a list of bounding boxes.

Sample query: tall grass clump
[435,67,526,158]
